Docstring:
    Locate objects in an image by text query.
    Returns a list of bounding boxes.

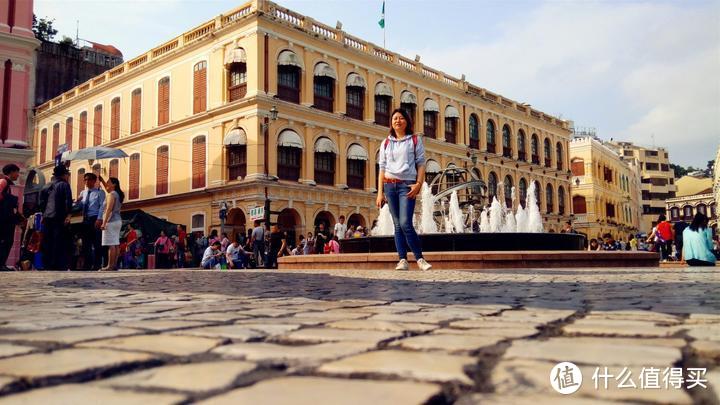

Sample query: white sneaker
[417,258,432,271]
[395,259,409,270]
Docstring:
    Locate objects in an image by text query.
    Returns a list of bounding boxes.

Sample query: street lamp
[219,201,228,237]
[262,106,279,225]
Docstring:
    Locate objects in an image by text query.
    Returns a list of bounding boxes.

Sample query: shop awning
[346,72,366,88]
[277,129,303,148]
[375,82,393,97]
[313,62,337,79]
[278,50,303,68]
[400,90,417,104]
[445,105,460,118]
[314,137,338,154]
[347,143,369,160]
[224,48,247,65]
[223,128,247,146]
[423,98,439,112]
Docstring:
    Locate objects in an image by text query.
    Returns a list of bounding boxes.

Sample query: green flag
[378,1,385,28]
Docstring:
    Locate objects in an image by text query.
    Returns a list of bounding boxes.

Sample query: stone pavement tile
[350,306,422,314]
[432,327,537,339]
[235,317,325,326]
[449,319,542,330]
[199,376,441,405]
[390,334,502,353]
[491,358,692,404]
[563,319,681,337]
[166,312,250,322]
[0,348,155,379]
[0,325,142,344]
[79,334,223,356]
[278,328,400,344]
[0,343,36,358]
[504,337,683,366]
[326,320,437,333]
[687,314,720,324]
[232,322,302,335]
[172,325,266,341]
[0,376,15,392]
[96,361,255,392]
[367,312,458,324]
[691,340,720,361]
[117,319,213,331]
[241,308,300,317]
[0,317,108,332]
[456,393,620,405]
[0,384,184,405]
[584,310,682,324]
[212,341,375,366]
[291,311,370,320]
[318,350,475,384]
[499,309,576,323]
[686,324,720,342]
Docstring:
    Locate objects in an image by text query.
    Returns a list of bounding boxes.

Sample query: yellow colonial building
[32,0,573,242]
[569,135,642,241]
[666,175,716,232]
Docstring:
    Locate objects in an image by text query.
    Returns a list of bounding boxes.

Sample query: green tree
[670,163,687,178]
[32,14,58,42]
[58,36,74,47]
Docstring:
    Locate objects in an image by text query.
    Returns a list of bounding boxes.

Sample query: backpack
[657,221,672,241]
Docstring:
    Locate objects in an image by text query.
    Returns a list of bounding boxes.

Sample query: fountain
[344,166,585,253]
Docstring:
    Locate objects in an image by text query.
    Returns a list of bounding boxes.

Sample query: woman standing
[682,213,716,267]
[99,177,124,271]
[153,230,171,269]
[376,108,432,271]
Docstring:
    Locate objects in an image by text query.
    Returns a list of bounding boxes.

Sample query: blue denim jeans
[384,181,424,260]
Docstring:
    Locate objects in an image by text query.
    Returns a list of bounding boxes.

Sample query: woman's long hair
[689,212,708,232]
[109,177,124,203]
[388,108,414,136]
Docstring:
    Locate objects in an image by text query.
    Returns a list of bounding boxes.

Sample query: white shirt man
[334,217,347,240]
[226,241,250,269]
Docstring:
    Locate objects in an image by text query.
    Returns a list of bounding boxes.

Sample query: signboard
[249,207,265,221]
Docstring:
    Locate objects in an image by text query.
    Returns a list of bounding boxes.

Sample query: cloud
[409,1,720,166]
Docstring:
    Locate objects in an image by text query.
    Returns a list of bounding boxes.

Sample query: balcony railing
[487,143,496,154]
[228,83,247,102]
[445,132,456,144]
[277,85,300,104]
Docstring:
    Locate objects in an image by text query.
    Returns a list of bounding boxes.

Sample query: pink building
[1,0,40,266]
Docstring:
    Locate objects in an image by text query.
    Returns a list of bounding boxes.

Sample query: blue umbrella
[62,146,128,161]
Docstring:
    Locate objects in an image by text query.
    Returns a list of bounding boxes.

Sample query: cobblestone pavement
[0,266,718,404]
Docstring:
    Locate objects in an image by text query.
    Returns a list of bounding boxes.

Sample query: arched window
[51,123,59,159]
[79,111,87,149]
[504,175,513,208]
[425,159,441,187]
[129,153,140,200]
[225,128,247,181]
[534,181,542,209]
[193,61,207,113]
[502,125,512,158]
[191,213,205,233]
[486,120,496,153]
[345,73,365,121]
[76,168,85,198]
[530,134,539,164]
[374,82,393,127]
[487,171,498,200]
[110,98,120,141]
[277,50,301,103]
[192,136,206,189]
[669,207,680,220]
[156,145,169,195]
[444,106,459,144]
[683,205,693,219]
[556,142,564,171]
[314,137,337,186]
[130,88,142,134]
[543,138,552,168]
[518,178,528,208]
[93,104,102,146]
[65,117,73,151]
[400,90,417,124]
[558,186,565,215]
[228,62,248,101]
[109,159,119,179]
[469,114,479,149]
[423,99,439,138]
[157,77,170,125]
[277,129,303,182]
[517,130,526,161]
[471,168,483,196]
[545,184,554,214]
[347,143,368,190]
[697,204,707,215]
[39,129,47,164]
[313,62,335,112]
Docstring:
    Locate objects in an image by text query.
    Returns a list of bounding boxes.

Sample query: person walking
[40,165,73,270]
[376,108,432,271]
[153,230,172,269]
[314,223,328,254]
[334,215,347,240]
[176,225,187,268]
[682,213,716,267]
[99,176,124,271]
[75,173,106,270]
[266,224,286,269]
[250,220,266,267]
[0,164,23,271]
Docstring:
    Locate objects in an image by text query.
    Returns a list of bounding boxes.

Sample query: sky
[35,0,720,168]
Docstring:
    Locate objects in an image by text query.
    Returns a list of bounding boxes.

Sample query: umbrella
[62,146,128,161]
